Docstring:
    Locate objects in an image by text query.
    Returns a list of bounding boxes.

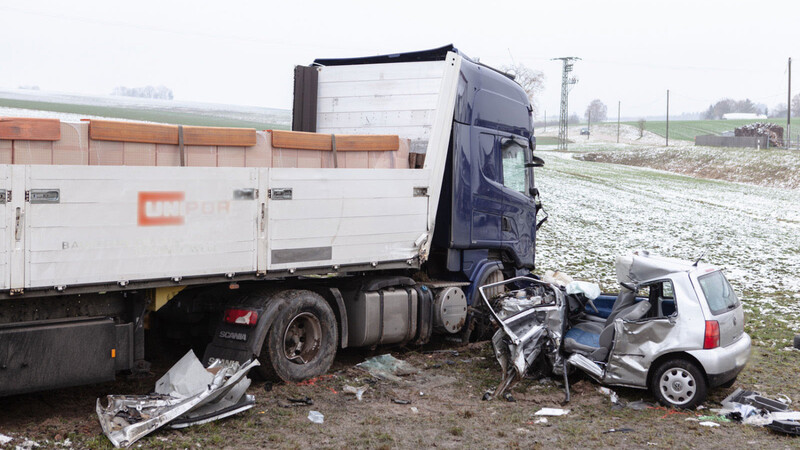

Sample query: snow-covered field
[533,150,800,332]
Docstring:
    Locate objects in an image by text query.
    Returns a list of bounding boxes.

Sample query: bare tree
[503,63,545,117]
[792,93,800,117]
[637,119,646,138]
[585,99,608,122]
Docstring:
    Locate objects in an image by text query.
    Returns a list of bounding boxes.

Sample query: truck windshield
[698,271,739,315]
[501,140,528,194]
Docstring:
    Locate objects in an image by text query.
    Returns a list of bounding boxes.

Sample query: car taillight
[224,308,258,326]
[704,320,720,349]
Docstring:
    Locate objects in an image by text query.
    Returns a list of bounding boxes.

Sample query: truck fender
[249,287,348,357]
[465,260,504,306]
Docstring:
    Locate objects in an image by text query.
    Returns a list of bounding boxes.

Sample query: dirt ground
[1,338,799,449]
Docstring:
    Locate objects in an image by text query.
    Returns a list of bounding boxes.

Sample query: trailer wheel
[259,290,338,382]
[650,359,707,409]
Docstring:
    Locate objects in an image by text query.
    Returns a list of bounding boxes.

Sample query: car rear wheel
[650,359,707,409]
[259,290,338,382]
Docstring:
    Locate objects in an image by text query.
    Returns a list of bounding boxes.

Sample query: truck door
[499,137,536,267]
[468,132,505,247]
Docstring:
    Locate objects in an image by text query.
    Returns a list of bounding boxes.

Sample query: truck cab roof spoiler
[312,44,515,81]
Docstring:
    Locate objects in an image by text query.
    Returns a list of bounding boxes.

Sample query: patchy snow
[531,150,800,325]
[0,107,126,123]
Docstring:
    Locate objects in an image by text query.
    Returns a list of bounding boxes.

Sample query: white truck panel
[23,165,260,288]
[314,53,462,261]
[267,168,430,270]
[0,165,10,290]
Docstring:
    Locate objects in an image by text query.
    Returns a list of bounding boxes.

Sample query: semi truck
[0,45,545,395]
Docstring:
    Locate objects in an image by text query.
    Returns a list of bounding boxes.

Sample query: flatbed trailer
[0,45,544,396]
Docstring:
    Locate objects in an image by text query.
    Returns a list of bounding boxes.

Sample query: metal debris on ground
[343,385,368,401]
[356,354,419,382]
[307,411,324,424]
[96,350,258,448]
[699,421,720,428]
[0,434,12,445]
[534,408,570,416]
[603,428,634,434]
[714,388,800,433]
[391,398,411,405]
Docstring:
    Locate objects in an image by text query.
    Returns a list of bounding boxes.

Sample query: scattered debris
[626,400,654,411]
[410,407,419,414]
[697,415,731,423]
[767,420,800,436]
[534,408,570,417]
[0,434,12,445]
[288,396,314,405]
[307,411,324,424]
[356,354,419,382]
[603,428,634,434]
[391,399,411,405]
[343,385,368,401]
[503,393,516,403]
[715,388,800,433]
[699,421,720,428]
[96,350,258,448]
[534,417,548,424]
[599,387,619,405]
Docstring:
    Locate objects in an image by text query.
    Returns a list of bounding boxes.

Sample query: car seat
[563,300,651,361]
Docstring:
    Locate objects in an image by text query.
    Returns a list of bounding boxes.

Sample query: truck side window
[501,139,526,193]
[479,133,501,183]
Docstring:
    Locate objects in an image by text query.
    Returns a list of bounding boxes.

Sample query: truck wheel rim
[283,312,322,364]
[659,367,696,406]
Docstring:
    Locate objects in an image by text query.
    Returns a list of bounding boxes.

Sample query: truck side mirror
[525,156,545,168]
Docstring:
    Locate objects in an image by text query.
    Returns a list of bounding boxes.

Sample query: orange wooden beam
[272,130,332,150]
[0,117,61,141]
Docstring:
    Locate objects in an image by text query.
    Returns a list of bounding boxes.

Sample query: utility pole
[552,57,580,150]
[788,57,792,148]
[617,101,621,144]
[666,89,670,147]
[587,111,591,139]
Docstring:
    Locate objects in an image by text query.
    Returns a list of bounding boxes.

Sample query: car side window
[636,280,677,319]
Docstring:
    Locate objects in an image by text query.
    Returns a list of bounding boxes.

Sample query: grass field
[621,118,786,142]
[0,97,289,130]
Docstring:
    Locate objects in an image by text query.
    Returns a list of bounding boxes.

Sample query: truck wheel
[650,359,707,409]
[259,290,338,382]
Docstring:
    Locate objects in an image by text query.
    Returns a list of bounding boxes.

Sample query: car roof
[616,251,718,284]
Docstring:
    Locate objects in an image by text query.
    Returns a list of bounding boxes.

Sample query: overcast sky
[0,0,797,119]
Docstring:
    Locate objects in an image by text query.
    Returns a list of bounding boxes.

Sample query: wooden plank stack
[0,118,410,169]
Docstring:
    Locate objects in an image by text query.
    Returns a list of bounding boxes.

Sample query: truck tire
[650,359,707,409]
[259,290,338,382]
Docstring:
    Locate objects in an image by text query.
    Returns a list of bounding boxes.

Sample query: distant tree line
[703,98,761,119]
[704,95,800,119]
[111,85,173,100]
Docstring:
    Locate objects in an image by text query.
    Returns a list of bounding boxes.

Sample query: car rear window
[698,271,739,315]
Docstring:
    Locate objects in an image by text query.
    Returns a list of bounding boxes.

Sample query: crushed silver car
[484,251,751,409]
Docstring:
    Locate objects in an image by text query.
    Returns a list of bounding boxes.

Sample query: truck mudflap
[481,276,567,400]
